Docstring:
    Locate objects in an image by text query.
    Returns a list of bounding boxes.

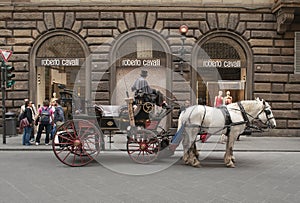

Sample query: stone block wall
[0,2,299,135]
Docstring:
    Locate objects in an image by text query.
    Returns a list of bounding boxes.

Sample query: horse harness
[192,102,251,137]
[217,106,233,136]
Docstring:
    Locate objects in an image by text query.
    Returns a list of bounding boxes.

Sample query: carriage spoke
[52,119,101,167]
[127,129,159,164]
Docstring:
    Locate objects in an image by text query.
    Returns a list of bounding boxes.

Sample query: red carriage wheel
[127,129,159,164]
[52,119,101,167]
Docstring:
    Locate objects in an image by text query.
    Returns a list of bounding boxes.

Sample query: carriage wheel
[127,129,159,164]
[52,119,101,167]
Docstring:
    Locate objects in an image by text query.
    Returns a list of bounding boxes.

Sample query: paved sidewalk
[1,133,300,151]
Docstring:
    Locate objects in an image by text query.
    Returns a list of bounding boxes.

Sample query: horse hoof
[193,164,201,168]
[191,159,200,167]
[226,163,235,168]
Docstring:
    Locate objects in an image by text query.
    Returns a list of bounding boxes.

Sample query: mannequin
[214,90,224,107]
[224,91,233,105]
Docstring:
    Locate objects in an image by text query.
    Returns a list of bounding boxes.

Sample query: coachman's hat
[140,70,148,77]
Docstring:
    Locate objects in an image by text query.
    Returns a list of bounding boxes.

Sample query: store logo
[36,58,83,66]
[202,59,241,68]
[121,58,161,67]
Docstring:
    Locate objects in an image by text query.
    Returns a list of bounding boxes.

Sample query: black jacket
[24,107,33,124]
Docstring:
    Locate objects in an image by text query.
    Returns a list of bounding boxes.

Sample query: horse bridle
[236,101,274,130]
[255,104,275,128]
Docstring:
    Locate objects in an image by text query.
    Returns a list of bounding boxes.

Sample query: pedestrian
[19,99,28,140]
[35,100,54,146]
[52,99,65,139]
[19,98,28,120]
[50,98,56,140]
[29,101,37,143]
[21,100,34,146]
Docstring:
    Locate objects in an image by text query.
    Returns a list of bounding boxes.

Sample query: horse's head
[256,98,276,129]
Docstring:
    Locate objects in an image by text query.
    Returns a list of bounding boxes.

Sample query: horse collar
[217,106,232,136]
[237,102,250,127]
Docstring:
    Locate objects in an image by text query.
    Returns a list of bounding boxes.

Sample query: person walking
[21,100,34,146]
[35,100,54,146]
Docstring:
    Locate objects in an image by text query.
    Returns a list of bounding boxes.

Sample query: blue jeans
[50,124,56,140]
[23,126,32,146]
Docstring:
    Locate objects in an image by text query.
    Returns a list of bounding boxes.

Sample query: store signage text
[202,60,241,68]
[37,58,83,66]
[121,58,161,67]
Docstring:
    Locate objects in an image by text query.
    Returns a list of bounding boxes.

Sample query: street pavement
[1,132,300,152]
[1,133,300,202]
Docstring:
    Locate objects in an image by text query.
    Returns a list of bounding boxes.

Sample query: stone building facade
[0,0,299,136]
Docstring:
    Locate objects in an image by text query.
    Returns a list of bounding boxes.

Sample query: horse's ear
[263,99,266,105]
[256,97,260,101]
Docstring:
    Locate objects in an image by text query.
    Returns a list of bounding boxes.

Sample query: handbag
[20,117,30,129]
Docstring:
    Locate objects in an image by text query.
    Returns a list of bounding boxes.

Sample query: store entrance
[35,35,86,117]
[195,37,247,106]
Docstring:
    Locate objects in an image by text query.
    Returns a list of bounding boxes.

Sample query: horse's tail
[171,122,185,145]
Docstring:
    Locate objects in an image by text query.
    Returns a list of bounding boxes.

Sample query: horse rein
[233,102,274,130]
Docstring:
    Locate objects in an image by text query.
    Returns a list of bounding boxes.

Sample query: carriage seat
[94,105,122,117]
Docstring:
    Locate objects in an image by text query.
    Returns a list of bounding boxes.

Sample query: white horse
[175,98,276,168]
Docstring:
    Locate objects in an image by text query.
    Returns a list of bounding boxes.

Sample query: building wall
[3,0,275,4]
[0,1,299,136]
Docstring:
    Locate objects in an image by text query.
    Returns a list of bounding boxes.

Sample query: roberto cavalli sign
[36,58,84,66]
[202,59,241,68]
[121,58,161,67]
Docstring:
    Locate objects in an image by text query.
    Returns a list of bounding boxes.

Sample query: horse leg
[224,132,236,168]
[188,142,200,167]
[192,142,199,159]
[189,128,200,167]
[220,134,226,144]
[182,129,190,165]
[182,127,200,167]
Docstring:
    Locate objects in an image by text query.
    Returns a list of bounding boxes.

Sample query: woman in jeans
[23,101,33,146]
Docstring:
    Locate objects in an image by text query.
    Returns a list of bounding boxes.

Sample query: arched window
[193,33,252,106]
[30,31,90,117]
[110,30,171,105]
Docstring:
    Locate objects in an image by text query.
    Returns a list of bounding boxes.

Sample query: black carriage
[52,86,176,167]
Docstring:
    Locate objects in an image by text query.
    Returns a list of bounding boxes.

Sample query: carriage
[52,85,276,168]
[52,86,176,167]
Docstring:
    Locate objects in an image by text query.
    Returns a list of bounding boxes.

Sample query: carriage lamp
[179,24,188,35]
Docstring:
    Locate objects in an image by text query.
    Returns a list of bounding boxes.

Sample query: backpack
[54,106,64,123]
[40,107,51,124]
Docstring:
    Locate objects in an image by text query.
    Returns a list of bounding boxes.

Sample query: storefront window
[35,35,86,114]
[196,38,247,106]
[112,33,167,105]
